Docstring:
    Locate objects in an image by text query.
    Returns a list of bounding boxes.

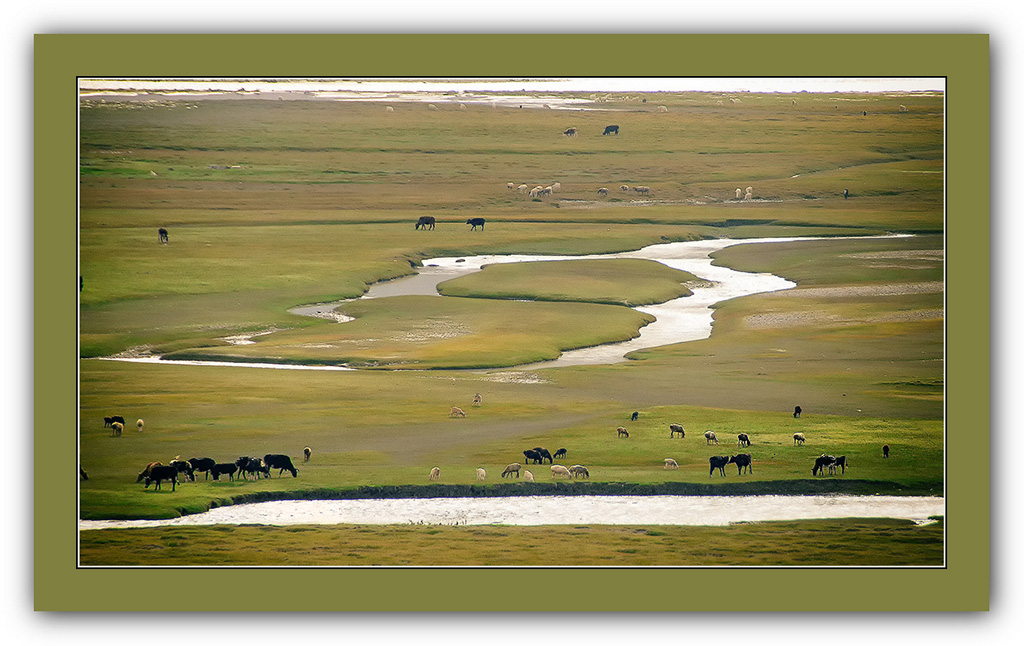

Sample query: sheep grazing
[517,184,528,193]
[429,466,440,481]
[737,433,751,447]
[507,182,515,191]
[664,458,679,470]
[553,448,567,460]
[477,468,487,481]
[899,104,908,113]
[670,423,685,438]
[459,104,468,111]
[551,182,561,192]
[709,456,730,477]
[633,186,651,195]
[657,105,668,112]
[385,106,395,113]
[883,444,890,458]
[620,185,630,192]
[551,465,572,479]
[136,419,144,432]
[111,422,124,437]
[428,104,438,111]
[793,433,806,446]
[501,463,521,478]
[540,186,553,196]
[529,187,541,198]
[568,465,589,479]
[523,470,534,482]
[597,187,609,196]
[303,446,312,462]
[450,406,466,418]
[744,190,752,201]
[704,431,718,445]
[617,426,629,438]
[736,188,742,199]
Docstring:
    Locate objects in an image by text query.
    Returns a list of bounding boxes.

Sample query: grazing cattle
[80,467,88,481]
[737,433,751,447]
[450,406,466,418]
[110,422,123,437]
[264,454,298,477]
[563,127,578,137]
[568,465,589,479]
[728,453,753,475]
[303,446,312,462]
[523,449,543,465]
[170,458,196,482]
[812,454,836,476]
[158,228,169,244]
[533,447,553,464]
[664,458,679,470]
[704,431,718,445]
[617,427,629,438]
[210,463,238,481]
[104,415,125,427]
[832,455,848,475]
[551,465,572,479]
[602,125,619,135]
[429,467,440,481]
[144,465,179,491]
[466,218,486,231]
[597,187,609,196]
[793,433,806,446]
[523,470,535,482]
[553,448,567,460]
[883,444,890,458]
[136,462,162,483]
[670,423,685,438]
[477,468,487,481]
[631,411,639,421]
[415,216,436,230]
[187,457,216,480]
[236,456,269,480]
[794,406,803,418]
[709,456,730,477]
[501,463,521,478]
[472,393,482,407]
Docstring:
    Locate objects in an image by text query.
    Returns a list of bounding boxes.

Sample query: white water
[79,494,943,530]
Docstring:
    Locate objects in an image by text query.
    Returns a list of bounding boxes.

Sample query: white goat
[523,470,535,482]
[664,458,679,470]
[477,468,486,481]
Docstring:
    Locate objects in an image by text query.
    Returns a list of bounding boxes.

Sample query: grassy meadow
[78,89,945,566]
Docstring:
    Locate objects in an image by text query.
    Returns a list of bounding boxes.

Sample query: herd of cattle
[133,454,302,492]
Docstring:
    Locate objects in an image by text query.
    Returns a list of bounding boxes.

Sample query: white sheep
[597,187,609,196]
[477,468,486,481]
[136,419,144,432]
[501,463,521,478]
[657,105,668,112]
[551,182,561,192]
[507,182,515,191]
[551,465,571,479]
[744,190,752,201]
[736,188,742,199]
[745,186,753,193]
[517,184,528,193]
[450,406,466,418]
[529,187,541,198]
[429,467,440,481]
[540,186,553,196]
[459,103,468,111]
[704,430,718,444]
[664,458,679,470]
[385,106,394,113]
[523,470,535,482]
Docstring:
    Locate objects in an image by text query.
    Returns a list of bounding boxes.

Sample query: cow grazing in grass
[210,463,238,481]
[532,448,553,464]
[415,216,436,230]
[523,449,543,465]
[158,228,169,244]
[188,457,216,480]
[670,424,685,438]
[812,455,836,476]
[553,448,567,460]
[794,406,802,418]
[728,453,753,475]
[737,433,751,447]
[602,125,619,135]
[704,431,718,445]
[883,444,890,458]
[264,454,298,477]
[466,218,486,231]
[832,455,848,475]
[144,465,179,491]
[709,456,730,477]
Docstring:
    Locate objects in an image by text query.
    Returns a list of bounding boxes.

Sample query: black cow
[188,457,216,480]
[104,415,125,427]
[709,456,730,477]
[883,444,890,458]
[832,455,848,475]
[670,423,685,438]
[553,448,567,460]
[843,188,850,200]
[144,465,179,491]
[532,447,553,464]
[602,125,619,135]
[415,216,436,230]
[169,459,196,482]
[728,453,753,475]
[80,467,88,481]
[737,433,751,447]
[210,463,237,481]
[236,456,269,480]
[158,228,169,243]
[793,406,802,418]
[812,454,836,476]
[466,218,486,231]
[630,411,639,421]
[523,449,543,465]
[264,454,298,477]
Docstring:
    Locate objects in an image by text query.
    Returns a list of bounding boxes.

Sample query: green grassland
[78,90,945,565]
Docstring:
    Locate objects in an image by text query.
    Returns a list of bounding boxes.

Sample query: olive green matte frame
[35,34,988,611]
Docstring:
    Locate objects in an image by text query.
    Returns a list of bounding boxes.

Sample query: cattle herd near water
[92,401,892,492]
